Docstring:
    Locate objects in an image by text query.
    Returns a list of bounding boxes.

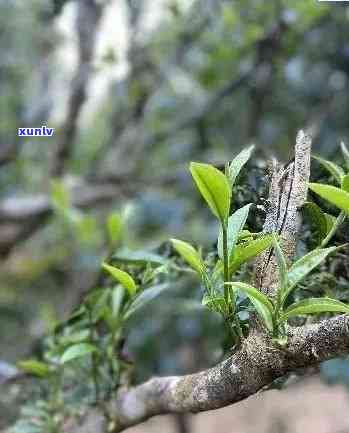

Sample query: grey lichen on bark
[253,129,312,298]
[66,130,349,433]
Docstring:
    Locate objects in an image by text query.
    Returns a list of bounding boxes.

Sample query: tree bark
[68,315,349,433]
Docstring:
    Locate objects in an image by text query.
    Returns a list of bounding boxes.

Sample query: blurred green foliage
[1,0,349,429]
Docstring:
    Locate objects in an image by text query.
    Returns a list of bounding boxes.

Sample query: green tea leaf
[252,299,274,332]
[86,288,109,320]
[103,287,124,331]
[225,282,274,331]
[312,155,344,185]
[279,297,349,322]
[17,360,51,378]
[202,295,226,314]
[217,204,252,259]
[309,183,349,215]
[324,213,336,234]
[272,235,288,291]
[282,246,337,304]
[341,141,349,171]
[125,283,169,319]
[59,329,90,345]
[302,201,329,244]
[228,145,254,186]
[102,263,137,296]
[60,343,97,364]
[229,234,273,273]
[226,282,274,311]
[190,162,231,223]
[171,238,204,275]
[237,230,254,241]
[112,248,166,266]
[341,174,349,193]
[211,259,223,283]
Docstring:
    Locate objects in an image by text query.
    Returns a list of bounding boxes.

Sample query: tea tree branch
[68,315,349,433]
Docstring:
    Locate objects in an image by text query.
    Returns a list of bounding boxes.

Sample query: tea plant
[172,144,349,345]
[11,143,349,433]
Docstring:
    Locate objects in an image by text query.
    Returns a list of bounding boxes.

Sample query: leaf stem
[320,211,346,248]
[222,225,229,297]
[222,224,243,342]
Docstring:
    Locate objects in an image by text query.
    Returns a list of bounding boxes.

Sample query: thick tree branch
[68,315,349,433]
[253,130,312,297]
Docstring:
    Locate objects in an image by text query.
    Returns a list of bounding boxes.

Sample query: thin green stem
[109,328,121,395]
[272,315,279,339]
[222,225,229,299]
[222,224,243,342]
[320,211,346,248]
[275,284,282,323]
